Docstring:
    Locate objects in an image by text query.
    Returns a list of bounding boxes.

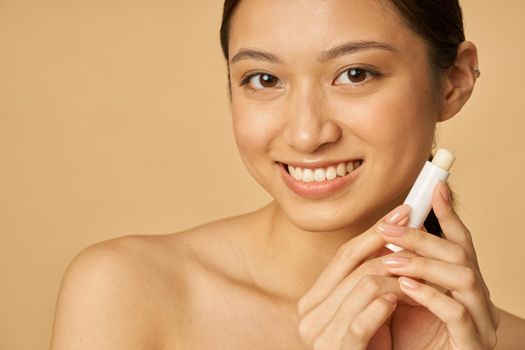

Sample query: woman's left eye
[333,67,378,86]
[240,73,283,91]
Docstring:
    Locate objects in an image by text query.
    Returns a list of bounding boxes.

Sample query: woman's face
[228,0,442,232]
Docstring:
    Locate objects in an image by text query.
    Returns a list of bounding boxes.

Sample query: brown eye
[244,73,283,90]
[334,67,377,86]
[259,74,279,87]
[346,68,366,82]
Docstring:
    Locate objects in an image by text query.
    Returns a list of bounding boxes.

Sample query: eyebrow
[230,49,283,65]
[230,40,397,65]
[317,40,398,62]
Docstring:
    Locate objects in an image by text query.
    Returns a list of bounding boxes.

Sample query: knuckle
[336,242,355,261]
[412,256,426,271]
[449,302,469,323]
[400,250,418,259]
[298,318,315,341]
[410,227,425,246]
[451,245,469,265]
[379,297,395,312]
[459,228,474,245]
[425,284,440,302]
[355,261,372,275]
[347,321,368,340]
[358,259,385,276]
[460,267,477,289]
[297,297,310,316]
[443,202,455,216]
[357,275,381,296]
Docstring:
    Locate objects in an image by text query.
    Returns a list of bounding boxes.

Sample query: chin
[278,199,376,233]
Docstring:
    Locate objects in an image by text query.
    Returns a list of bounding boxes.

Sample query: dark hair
[390,1,465,71]
[220,0,465,71]
[219,0,462,235]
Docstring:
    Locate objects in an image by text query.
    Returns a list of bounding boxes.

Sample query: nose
[282,86,341,153]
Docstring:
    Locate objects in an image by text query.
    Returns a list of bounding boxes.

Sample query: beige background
[1,1,524,349]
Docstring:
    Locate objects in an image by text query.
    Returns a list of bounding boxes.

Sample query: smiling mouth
[280,159,364,183]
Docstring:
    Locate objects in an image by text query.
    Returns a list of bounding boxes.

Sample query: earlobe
[437,41,479,122]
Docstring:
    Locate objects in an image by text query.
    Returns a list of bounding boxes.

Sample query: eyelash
[239,66,382,93]
[333,66,382,86]
[239,72,281,93]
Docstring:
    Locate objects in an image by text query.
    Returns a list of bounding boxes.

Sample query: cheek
[231,99,282,161]
[329,79,437,194]
[332,83,437,154]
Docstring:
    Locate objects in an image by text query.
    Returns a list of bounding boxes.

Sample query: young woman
[50,0,525,349]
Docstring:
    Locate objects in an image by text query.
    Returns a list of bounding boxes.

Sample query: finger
[340,295,396,349]
[378,222,471,266]
[298,270,417,346]
[300,275,398,348]
[324,276,398,343]
[380,216,500,332]
[324,251,419,310]
[432,182,498,324]
[432,181,479,267]
[398,277,483,350]
[297,204,411,316]
[310,295,396,350]
[383,256,496,334]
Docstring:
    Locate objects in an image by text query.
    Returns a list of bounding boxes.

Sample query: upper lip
[278,158,364,169]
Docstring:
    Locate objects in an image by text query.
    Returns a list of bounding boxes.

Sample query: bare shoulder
[50,210,263,350]
[49,234,185,349]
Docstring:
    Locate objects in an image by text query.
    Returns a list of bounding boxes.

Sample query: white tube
[385,149,455,252]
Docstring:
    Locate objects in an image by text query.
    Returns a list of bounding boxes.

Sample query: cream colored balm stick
[386,149,456,252]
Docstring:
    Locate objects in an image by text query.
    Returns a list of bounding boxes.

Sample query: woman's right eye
[240,73,283,91]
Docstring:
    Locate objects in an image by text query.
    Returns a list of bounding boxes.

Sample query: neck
[248,200,386,303]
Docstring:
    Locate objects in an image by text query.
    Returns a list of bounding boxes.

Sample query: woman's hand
[296,204,415,349]
[380,181,500,349]
[296,181,500,350]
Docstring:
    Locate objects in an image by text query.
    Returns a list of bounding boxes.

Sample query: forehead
[229,0,423,59]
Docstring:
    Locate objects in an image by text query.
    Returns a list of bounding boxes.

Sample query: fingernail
[382,293,398,304]
[377,223,406,237]
[439,181,450,203]
[382,256,410,268]
[399,277,420,290]
[386,205,411,225]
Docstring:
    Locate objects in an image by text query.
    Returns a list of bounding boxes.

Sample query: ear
[437,41,479,122]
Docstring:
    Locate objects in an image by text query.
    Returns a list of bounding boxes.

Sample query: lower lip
[277,162,364,199]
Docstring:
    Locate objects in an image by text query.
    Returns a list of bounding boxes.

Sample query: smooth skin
[50,0,525,349]
[297,183,500,349]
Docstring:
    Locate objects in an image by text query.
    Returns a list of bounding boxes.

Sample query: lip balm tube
[385,149,456,252]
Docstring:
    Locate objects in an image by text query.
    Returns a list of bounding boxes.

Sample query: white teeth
[314,168,326,182]
[286,160,363,183]
[302,168,314,182]
[293,167,302,181]
[336,162,347,176]
[326,166,337,180]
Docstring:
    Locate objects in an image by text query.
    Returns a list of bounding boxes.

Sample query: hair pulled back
[220,0,465,72]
